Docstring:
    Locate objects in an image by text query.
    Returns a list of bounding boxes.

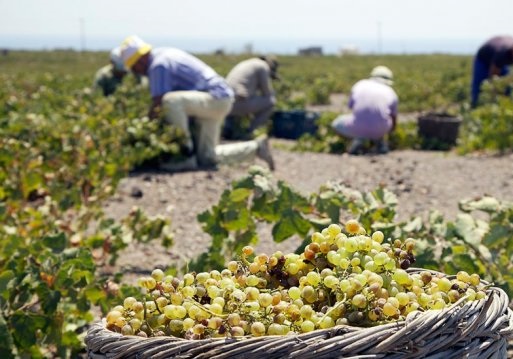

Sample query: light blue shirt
[148,48,233,99]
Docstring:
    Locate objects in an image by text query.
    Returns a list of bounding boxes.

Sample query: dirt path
[105,145,513,276]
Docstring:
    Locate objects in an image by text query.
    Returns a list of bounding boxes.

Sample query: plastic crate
[272,110,319,139]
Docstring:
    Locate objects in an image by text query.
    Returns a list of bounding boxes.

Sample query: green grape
[230,326,245,337]
[183,318,195,330]
[382,302,398,317]
[287,262,300,275]
[250,322,266,336]
[232,289,246,302]
[319,316,335,329]
[195,272,210,284]
[354,274,367,286]
[288,287,301,300]
[384,258,396,271]
[267,323,283,335]
[299,304,314,319]
[301,286,316,300]
[151,269,165,282]
[227,313,241,326]
[437,277,452,292]
[352,294,367,309]
[106,310,123,325]
[244,301,260,312]
[374,252,388,266]
[169,319,184,332]
[115,316,127,328]
[246,275,259,287]
[429,298,446,309]
[301,320,315,333]
[306,271,321,286]
[245,287,259,301]
[192,324,205,335]
[456,271,471,284]
[418,293,431,307]
[210,303,224,315]
[323,275,339,289]
[392,269,410,285]
[465,288,476,301]
[470,273,481,286]
[358,236,373,251]
[326,251,340,266]
[208,317,223,330]
[182,273,194,286]
[339,279,351,292]
[327,224,342,237]
[210,270,222,281]
[259,293,273,307]
[220,278,235,290]
[395,292,410,307]
[371,231,384,244]
[345,237,358,252]
[207,285,220,299]
[364,260,377,271]
[123,297,137,310]
[311,232,325,243]
[121,324,134,335]
[475,291,486,300]
[171,292,184,305]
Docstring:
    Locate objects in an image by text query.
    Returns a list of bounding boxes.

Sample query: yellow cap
[120,35,152,68]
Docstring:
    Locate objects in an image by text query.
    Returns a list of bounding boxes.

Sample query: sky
[1,0,513,54]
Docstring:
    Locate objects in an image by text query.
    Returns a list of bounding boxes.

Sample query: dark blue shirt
[476,35,513,67]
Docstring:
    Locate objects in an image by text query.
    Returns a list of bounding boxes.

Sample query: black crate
[272,110,319,139]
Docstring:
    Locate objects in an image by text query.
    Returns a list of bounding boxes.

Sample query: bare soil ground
[105,143,513,278]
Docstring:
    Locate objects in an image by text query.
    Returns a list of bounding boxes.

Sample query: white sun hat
[370,65,394,86]
[110,47,126,72]
[120,35,152,69]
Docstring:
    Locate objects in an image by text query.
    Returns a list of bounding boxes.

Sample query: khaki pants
[162,91,262,167]
[162,91,233,165]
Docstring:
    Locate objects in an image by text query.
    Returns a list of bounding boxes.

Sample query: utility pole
[377,21,382,54]
[79,17,86,52]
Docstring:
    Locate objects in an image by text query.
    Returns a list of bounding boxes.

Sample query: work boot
[256,135,275,170]
[348,138,365,155]
[159,156,198,172]
[375,139,390,154]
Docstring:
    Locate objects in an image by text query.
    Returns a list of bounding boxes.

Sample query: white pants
[215,140,259,166]
[162,91,233,165]
[162,91,260,166]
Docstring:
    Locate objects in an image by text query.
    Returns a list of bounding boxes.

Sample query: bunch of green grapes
[105,220,487,339]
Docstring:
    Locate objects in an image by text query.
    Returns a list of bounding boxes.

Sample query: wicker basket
[417,113,462,146]
[85,271,513,359]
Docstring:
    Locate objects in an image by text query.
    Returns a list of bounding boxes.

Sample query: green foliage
[459,75,513,153]
[194,166,398,270]
[0,51,177,357]
[293,112,346,153]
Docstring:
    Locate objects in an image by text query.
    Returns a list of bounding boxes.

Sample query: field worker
[331,66,398,155]
[471,35,513,107]
[119,35,275,171]
[93,47,128,96]
[223,56,279,139]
